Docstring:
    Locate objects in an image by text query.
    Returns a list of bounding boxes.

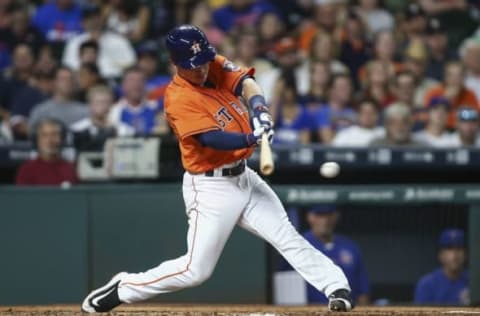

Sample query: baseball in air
[320,162,340,178]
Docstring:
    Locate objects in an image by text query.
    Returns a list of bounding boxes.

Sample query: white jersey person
[332,99,384,147]
[82,25,353,313]
[413,97,454,148]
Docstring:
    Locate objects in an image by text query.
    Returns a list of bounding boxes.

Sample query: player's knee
[187,265,214,287]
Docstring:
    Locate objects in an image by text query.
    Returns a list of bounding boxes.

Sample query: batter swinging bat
[260,133,274,175]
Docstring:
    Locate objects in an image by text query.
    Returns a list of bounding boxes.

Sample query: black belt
[205,160,246,177]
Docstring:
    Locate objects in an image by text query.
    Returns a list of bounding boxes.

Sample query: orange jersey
[165,55,255,173]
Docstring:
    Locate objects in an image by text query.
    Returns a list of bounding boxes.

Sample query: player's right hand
[247,118,274,146]
[253,105,274,130]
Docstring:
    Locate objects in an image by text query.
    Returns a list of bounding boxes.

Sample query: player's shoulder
[418,268,444,288]
[334,234,362,252]
[210,54,243,74]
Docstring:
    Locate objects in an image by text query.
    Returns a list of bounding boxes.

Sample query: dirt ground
[1,305,480,316]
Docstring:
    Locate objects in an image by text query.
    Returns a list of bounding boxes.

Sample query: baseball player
[82,25,352,313]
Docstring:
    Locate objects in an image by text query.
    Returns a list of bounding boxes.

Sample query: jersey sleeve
[166,99,219,140]
[209,55,255,95]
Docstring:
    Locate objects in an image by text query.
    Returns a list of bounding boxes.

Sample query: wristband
[248,95,267,110]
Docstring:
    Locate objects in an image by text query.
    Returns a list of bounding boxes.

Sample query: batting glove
[247,118,274,146]
[253,105,274,130]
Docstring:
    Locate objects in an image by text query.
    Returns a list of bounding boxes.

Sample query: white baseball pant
[117,166,350,302]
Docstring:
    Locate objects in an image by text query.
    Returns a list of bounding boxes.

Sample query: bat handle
[260,133,274,175]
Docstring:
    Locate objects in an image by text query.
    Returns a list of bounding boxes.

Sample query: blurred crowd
[1,0,480,152]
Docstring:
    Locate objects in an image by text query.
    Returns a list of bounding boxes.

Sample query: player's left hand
[253,105,274,130]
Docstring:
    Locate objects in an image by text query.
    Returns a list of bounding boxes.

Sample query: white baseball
[319,161,340,178]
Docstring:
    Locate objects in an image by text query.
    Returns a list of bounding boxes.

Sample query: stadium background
[0,0,480,309]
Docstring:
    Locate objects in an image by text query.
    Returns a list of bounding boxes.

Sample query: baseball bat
[260,133,274,175]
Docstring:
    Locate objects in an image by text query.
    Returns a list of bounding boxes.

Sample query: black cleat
[81,272,126,313]
[328,289,353,312]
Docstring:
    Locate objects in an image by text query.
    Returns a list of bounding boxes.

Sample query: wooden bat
[260,133,274,175]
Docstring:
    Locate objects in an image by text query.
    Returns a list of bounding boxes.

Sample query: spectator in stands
[233,27,273,79]
[393,71,416,108]
[146,64,174,111]
[189,1,225,48]
[425,61,479,129]
[414,228,469,306]
[270,0,313,32]
[315,74,356,143]
[29,66,88,129]
[375,29,399,66]
[136,41,170,96]
[404,40,439,108]
[298,30,348,105]
[298,0,344,53]
[103,0,151,43]
[0,6,45,69]
[271,73,313,145]
[0,43,35,114]
[62,6,136,79]
[109,67,168,135]
[256,12,286,61]
[303,205,370,305]
[359,30,401,83]
[355,0,394,38]
[10,70,54,140]
[299,60,331,107]
[213,0,277,33]
[32,0,83,42]
[419,0,477,50]
[332,99,384,147]
[257,37,302,103]
[450,107,480,147]
[71,85,134,151]
[34,44,58,75]
[79,40,99,65]
[0,0,14,30]
[461,38,480,103]
[358,60,395,108]
[76,62,104,103]
[400,2,427,45]
[308,31,348,77]
[425,18,456,82]
[413,97,454,148]
[15,118,78,186]
[370,102,425,146]
[338,10,370,88]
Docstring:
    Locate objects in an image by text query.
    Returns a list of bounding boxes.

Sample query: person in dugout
[414,228,469,306]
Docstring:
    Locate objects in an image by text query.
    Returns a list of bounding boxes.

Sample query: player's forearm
[241,78,267,109]
[195,130,256,150]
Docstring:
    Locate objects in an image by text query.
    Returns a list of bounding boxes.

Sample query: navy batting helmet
[165,25,216,69]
